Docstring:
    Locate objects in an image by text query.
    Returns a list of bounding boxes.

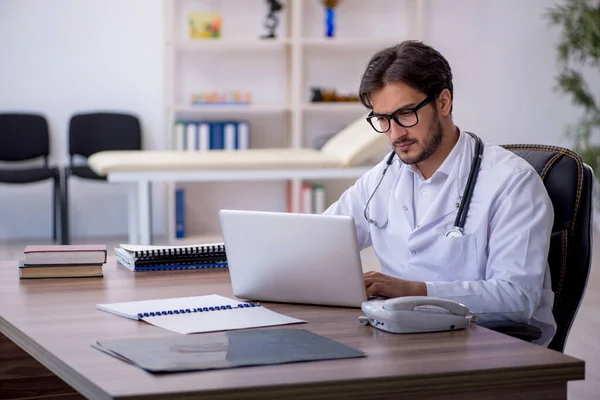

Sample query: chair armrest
[477,321,542,342]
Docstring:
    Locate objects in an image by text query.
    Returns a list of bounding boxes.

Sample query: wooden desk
[0,258,585,400]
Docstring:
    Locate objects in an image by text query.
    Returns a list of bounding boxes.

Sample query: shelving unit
[163,0,424,244]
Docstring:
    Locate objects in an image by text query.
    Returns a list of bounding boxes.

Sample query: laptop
[218,209,367,308]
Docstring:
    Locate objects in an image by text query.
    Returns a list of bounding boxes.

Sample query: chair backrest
[502,144,594,352]
[68,112,142,161]
[0,113,50,162]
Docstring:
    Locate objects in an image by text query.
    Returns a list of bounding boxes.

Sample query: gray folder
[92,328,366,373]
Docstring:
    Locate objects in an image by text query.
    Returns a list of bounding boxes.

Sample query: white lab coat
[324,129,557,346]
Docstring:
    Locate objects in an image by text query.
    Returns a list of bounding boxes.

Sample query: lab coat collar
[414,128,469,229]
[405,127,463,183]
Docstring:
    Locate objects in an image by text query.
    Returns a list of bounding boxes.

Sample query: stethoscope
[363,131,484,237]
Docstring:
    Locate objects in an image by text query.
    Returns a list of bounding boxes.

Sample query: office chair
[61,112,142,244]
[481,144,594,353]
[0,113,61,241]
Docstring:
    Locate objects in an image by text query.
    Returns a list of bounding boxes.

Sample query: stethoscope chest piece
[445,227,463,238]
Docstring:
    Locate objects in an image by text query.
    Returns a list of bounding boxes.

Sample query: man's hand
[363,271,427,298]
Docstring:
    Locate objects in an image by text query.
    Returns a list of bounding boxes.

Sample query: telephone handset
[359,296,477,334]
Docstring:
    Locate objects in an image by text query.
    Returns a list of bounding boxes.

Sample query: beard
[393,112,443,165]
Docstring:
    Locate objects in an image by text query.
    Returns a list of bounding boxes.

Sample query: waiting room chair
[61,112,142,244]
[481,144,594,353]
[0,113,61,242]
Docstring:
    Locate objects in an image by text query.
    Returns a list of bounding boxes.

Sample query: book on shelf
[96,294,305,335]
[287,182,326,214]
[174,120,249,152]
[115,242,227,272]
[23,244,107,265]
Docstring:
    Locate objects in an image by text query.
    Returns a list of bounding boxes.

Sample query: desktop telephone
[358,296,477,334]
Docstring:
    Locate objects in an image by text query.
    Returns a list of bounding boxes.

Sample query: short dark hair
[359,40,454,110]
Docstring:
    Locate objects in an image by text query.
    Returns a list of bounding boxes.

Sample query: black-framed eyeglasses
[366,95,434,133]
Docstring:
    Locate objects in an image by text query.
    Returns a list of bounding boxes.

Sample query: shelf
[170,104,291,115]
[302,103,366,113]
[302,38,400,50]
[168,38,398,51]
[164,0,423,244]
[168,39,290,52]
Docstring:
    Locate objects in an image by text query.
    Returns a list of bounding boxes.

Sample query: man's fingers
[366,282,384,298]
[363,271,385,284]
[363,275,383,286]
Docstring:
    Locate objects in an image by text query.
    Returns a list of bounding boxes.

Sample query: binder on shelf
[96,294,305,334]
[237,121,249,150]
[209,122,225,150]
[174,120,250,151]
[175,121,185,150]
[198,122,210,151]
[185,122,198,152]
[223,122,236,151]
[175,188,185,239]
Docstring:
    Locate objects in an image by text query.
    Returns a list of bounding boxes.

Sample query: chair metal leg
[52,174,59,241]
[60,169,70,245]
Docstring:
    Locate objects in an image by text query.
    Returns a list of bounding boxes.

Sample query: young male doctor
[323,41,557,346]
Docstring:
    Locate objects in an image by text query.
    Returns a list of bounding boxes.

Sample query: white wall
[0,0,597,240]
[425,0,599,147]
[0,0,165,240]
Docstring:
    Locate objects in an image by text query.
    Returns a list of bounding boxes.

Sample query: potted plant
[546,0,600,176]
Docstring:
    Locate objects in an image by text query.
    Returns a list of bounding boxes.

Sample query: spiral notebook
[120,242,225,259]
[96,294,305,334]
[116,242,228,271]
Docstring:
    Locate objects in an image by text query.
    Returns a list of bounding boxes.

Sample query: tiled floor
[1,235,598,399]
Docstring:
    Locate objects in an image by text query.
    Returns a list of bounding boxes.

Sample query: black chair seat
[0,167,58,184]
[69,166,106,181]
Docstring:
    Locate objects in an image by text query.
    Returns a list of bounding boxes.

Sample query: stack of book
[115,242,227,272]
[19,244,107,279]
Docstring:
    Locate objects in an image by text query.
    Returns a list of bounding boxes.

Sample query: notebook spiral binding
[137,302,260,319]
[134,244,226,258]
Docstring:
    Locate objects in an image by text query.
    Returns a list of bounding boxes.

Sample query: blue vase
[325,7,335,37]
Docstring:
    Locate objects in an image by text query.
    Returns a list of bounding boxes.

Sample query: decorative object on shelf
[310,87,358,102]
[322,0,342,37]
[311,88,324,102]
[191,90,252,105]
[261,0,284,39]
[188,12,222,39]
